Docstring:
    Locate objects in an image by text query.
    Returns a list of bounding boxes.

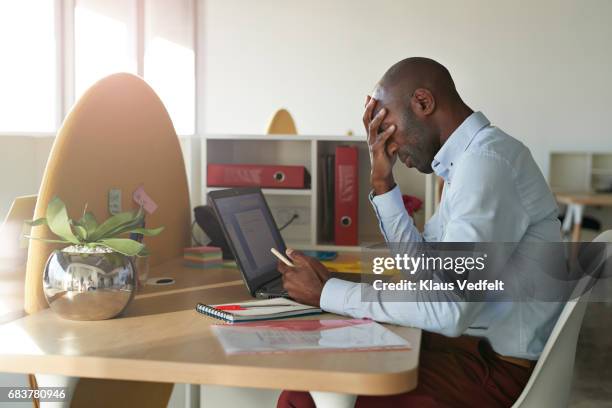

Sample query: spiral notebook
[195,298,322,323]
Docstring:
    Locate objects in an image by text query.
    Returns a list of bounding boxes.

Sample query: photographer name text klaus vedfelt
[373,279,505,292]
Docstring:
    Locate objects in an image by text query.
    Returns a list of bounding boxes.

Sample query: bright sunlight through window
[74,0,136,100]
[0,0,56,132]
[145,37,195,135]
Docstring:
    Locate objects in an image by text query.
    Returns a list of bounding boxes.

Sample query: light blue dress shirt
[320,111,562,359]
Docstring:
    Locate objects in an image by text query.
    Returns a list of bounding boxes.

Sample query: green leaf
[88,208,142,242]
[98,238,145,256]
[124,226,164,237]
[79,212,98,236]
[101,218,144,240]
[24,235,72,245]
[102,211,150,239]
[25,218,47,227]
[136,246,150,257]
[46,197,80,244]
[74,225,88,241]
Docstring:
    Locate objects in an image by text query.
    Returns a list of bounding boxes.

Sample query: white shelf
[203,134,366,142]
[0,132,57,138]
[550,152,612,193]
[205,186,312,196]
[202,134,428,251]
[591,168,612,176]
[287,241,379,253]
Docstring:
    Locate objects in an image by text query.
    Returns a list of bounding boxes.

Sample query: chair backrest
[24,73,191,314]
[0,195,37,323]
[512,230,612,407]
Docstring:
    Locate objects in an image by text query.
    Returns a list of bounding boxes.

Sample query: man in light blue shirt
[277,57,562,407]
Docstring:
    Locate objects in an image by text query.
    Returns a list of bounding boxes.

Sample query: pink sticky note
[133,186,158,214]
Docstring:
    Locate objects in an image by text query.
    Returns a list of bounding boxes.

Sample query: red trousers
[277,332,534,408]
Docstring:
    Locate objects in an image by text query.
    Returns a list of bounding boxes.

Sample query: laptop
[208,188,290,298]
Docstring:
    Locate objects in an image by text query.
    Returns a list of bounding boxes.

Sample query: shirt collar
[431,111,490,181]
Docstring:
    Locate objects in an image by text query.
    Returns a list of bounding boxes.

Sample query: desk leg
[309,391,356,408]
[561,204,574,234]
[35,374,78,408]
[186,384,200,408]
[571,204,584,242]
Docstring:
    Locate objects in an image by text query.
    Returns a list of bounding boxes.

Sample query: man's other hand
[364,95,397,195]
[277,248,331,307]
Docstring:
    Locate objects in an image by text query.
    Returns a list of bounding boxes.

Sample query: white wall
[0,136,53,221]
[199,0,612,176]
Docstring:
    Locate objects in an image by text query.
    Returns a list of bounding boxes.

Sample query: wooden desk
[555,192,612,241]
[0,258,421,406]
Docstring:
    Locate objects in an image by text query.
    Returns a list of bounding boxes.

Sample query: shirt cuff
[369,184,406,218]
[320,278,358,315]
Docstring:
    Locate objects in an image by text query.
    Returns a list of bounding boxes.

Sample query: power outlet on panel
[271,206,310,227]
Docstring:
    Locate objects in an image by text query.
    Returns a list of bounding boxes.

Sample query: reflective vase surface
[43,247,136,320]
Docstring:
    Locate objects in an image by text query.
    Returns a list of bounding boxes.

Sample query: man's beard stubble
[402,110,440,174]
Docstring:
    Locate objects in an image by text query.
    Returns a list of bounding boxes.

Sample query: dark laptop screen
[211,191,286,286]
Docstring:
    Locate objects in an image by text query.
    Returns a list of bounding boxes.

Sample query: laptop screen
[210,190,286,292]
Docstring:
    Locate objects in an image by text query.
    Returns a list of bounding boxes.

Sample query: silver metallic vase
[43,246,136,320]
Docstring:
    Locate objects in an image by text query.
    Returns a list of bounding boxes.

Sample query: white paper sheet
[211,319,411,354]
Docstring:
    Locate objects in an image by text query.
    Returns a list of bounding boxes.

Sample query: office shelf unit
[201,134,429,251]
[549,152,612,193]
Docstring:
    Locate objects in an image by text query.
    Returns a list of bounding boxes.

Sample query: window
[74,0,136,100]
[144,0,195,135]
[0,0,57,132]
[0,0,195,135]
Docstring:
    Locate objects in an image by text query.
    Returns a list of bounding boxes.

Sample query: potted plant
[27,196,163,320]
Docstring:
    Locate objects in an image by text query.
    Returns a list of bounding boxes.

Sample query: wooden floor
[570,302,612,407]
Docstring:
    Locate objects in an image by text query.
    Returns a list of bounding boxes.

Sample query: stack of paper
[211,319,411,354]
[184,246,223,269]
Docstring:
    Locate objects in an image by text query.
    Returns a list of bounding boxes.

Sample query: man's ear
[410,88,435,117]
[386,140,399,157]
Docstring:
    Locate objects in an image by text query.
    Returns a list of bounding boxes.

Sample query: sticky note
[108,188,122,215]
[133,185,158,214]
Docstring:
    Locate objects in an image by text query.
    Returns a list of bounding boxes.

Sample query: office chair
[512,230,611,407]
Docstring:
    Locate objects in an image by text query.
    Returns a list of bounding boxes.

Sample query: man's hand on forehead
[364,94,398,195]
[366,99,393,135]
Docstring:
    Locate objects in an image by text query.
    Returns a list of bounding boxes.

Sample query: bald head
[368,57,472,174]
[378,57,461,108]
